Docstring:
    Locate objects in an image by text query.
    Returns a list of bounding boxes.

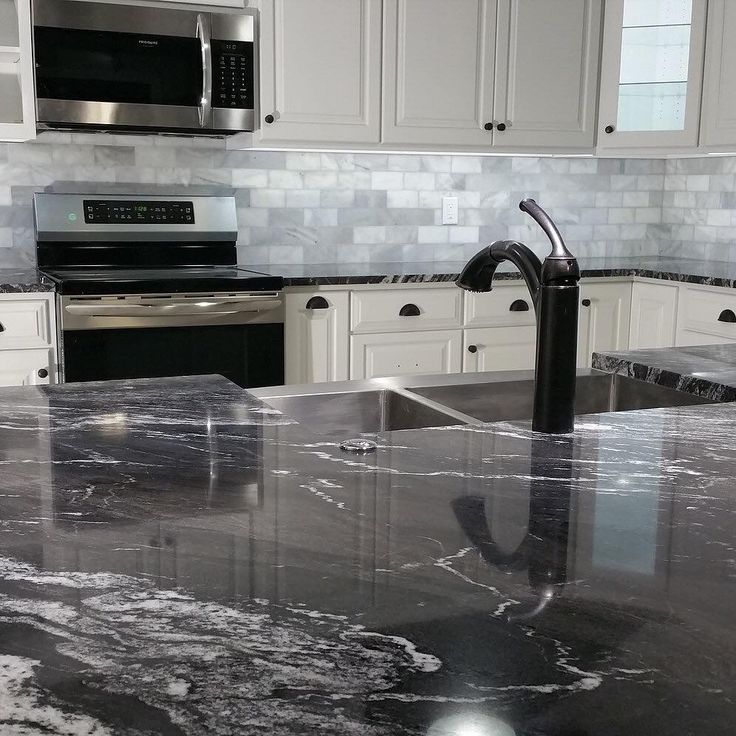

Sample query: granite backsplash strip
[0,132,667,268]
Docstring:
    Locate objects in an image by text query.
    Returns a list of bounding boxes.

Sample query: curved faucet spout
[519,198,571,259]
[456,240,542,311]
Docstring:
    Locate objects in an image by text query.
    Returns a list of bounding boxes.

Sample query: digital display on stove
[83,200,195,225]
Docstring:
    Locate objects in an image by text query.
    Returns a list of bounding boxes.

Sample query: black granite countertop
[242,256,736,287]
[0,268,53,293]
[0,374,734,734]
[8,257,736,291]
[594,342,736,402]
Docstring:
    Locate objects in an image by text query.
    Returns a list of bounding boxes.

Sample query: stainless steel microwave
[33,0,256,135]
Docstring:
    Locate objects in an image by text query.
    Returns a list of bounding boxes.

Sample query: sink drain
[339,439,377,454]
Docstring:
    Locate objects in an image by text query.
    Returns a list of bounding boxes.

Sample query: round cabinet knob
[37,368,49,378]
[604,125,615,134]
[467,345,478,354]
[581,298,591,307]
[264,114,275,124]
[484,122,494,131]
[496,122,507,132]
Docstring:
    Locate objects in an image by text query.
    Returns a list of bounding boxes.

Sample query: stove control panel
[83,200,195,225]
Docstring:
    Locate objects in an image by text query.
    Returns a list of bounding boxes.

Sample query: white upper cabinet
[258,0,382,145]
[597,0,707,151]
[699,0,736,149]
[382,0,496,148]
[0,0,36,142]
[492,0,602,151]
[382,0,601,152]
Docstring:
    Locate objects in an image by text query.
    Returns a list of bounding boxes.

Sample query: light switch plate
[442,196,459,225]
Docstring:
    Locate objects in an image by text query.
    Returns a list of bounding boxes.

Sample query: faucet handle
[519,199,580,285]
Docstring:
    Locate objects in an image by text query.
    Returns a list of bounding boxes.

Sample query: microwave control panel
[82,200,195,224]
[212,40,254,110]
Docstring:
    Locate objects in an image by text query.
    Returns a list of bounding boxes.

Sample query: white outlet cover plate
[442,196,459,225]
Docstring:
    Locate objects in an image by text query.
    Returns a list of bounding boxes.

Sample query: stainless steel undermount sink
[252,370,716,435]
[253,388,468,435]
[409,372,714,424]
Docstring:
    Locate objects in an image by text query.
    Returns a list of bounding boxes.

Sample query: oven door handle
[64,298,282,318]
[196,13,213,128]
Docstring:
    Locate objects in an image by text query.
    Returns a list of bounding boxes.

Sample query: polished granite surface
[593,343,736,402]
[0,374,734,734]
[245,256,736,286]
[0,269,53,293]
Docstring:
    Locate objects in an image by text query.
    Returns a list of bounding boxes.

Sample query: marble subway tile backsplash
[0,130,712,268]
[662,157,736,262]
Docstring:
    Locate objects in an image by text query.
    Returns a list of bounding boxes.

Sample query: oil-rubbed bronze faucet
[456,199,580,434]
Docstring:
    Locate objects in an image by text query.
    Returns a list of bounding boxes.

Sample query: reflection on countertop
[0,374,734,734]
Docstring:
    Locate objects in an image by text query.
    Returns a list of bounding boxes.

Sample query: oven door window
[34,27,202,106]
[63,324,285,389]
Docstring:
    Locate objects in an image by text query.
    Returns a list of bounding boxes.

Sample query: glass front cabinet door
[598,0,707,151]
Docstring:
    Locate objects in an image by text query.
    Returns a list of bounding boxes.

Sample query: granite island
[0,367,734,735]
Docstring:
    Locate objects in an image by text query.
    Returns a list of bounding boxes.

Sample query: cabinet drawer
[464,284,536,328]
[0,348,55,387]
[350,330,462,379]
[351,288,463,333]
[0,298,52,349]
[678,285,736,342]
[463,326,536,372]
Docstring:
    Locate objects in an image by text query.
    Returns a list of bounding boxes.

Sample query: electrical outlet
[442,196,459,225]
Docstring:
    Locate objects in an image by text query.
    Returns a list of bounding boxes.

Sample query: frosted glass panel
[616,0,693,132]
[619,26,690,84]
[618,82,686,131]
[623,0,692,27]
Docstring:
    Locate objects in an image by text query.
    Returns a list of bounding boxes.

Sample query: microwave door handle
[196,14,213,128]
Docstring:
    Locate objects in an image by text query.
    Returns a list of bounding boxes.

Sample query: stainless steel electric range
[35,193,284,388]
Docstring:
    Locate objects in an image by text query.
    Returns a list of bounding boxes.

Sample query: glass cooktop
[41,267,283,295]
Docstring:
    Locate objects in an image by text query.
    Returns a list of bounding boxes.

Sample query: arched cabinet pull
[0,321,4,332]
[305,296,329,310]
[509,299,529,312]
[399,303,421,317]
[718,309,736,323]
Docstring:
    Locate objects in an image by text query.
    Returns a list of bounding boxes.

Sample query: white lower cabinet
[676,284,736,346]
[577,281,632,367]
[350,330,462,380]
[0,293,57,387]
[284,290,349,384]
[0,348,54,387]
[463,326,536,372]
[629,281,678,349]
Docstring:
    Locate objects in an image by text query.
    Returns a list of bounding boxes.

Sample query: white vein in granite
[0,555,441,735]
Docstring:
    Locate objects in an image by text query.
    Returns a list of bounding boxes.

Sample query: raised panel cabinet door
[597,0,707,152]
[493,0,602,151]
[259,0,382,144]
[578,282,632,368]
[382,0,497,147]
[284,291,349,384]
[700,0,736,148]
[629,282,678,349]
[0,348,54,387]
[462,326,536,373]
[350,330,462,380]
